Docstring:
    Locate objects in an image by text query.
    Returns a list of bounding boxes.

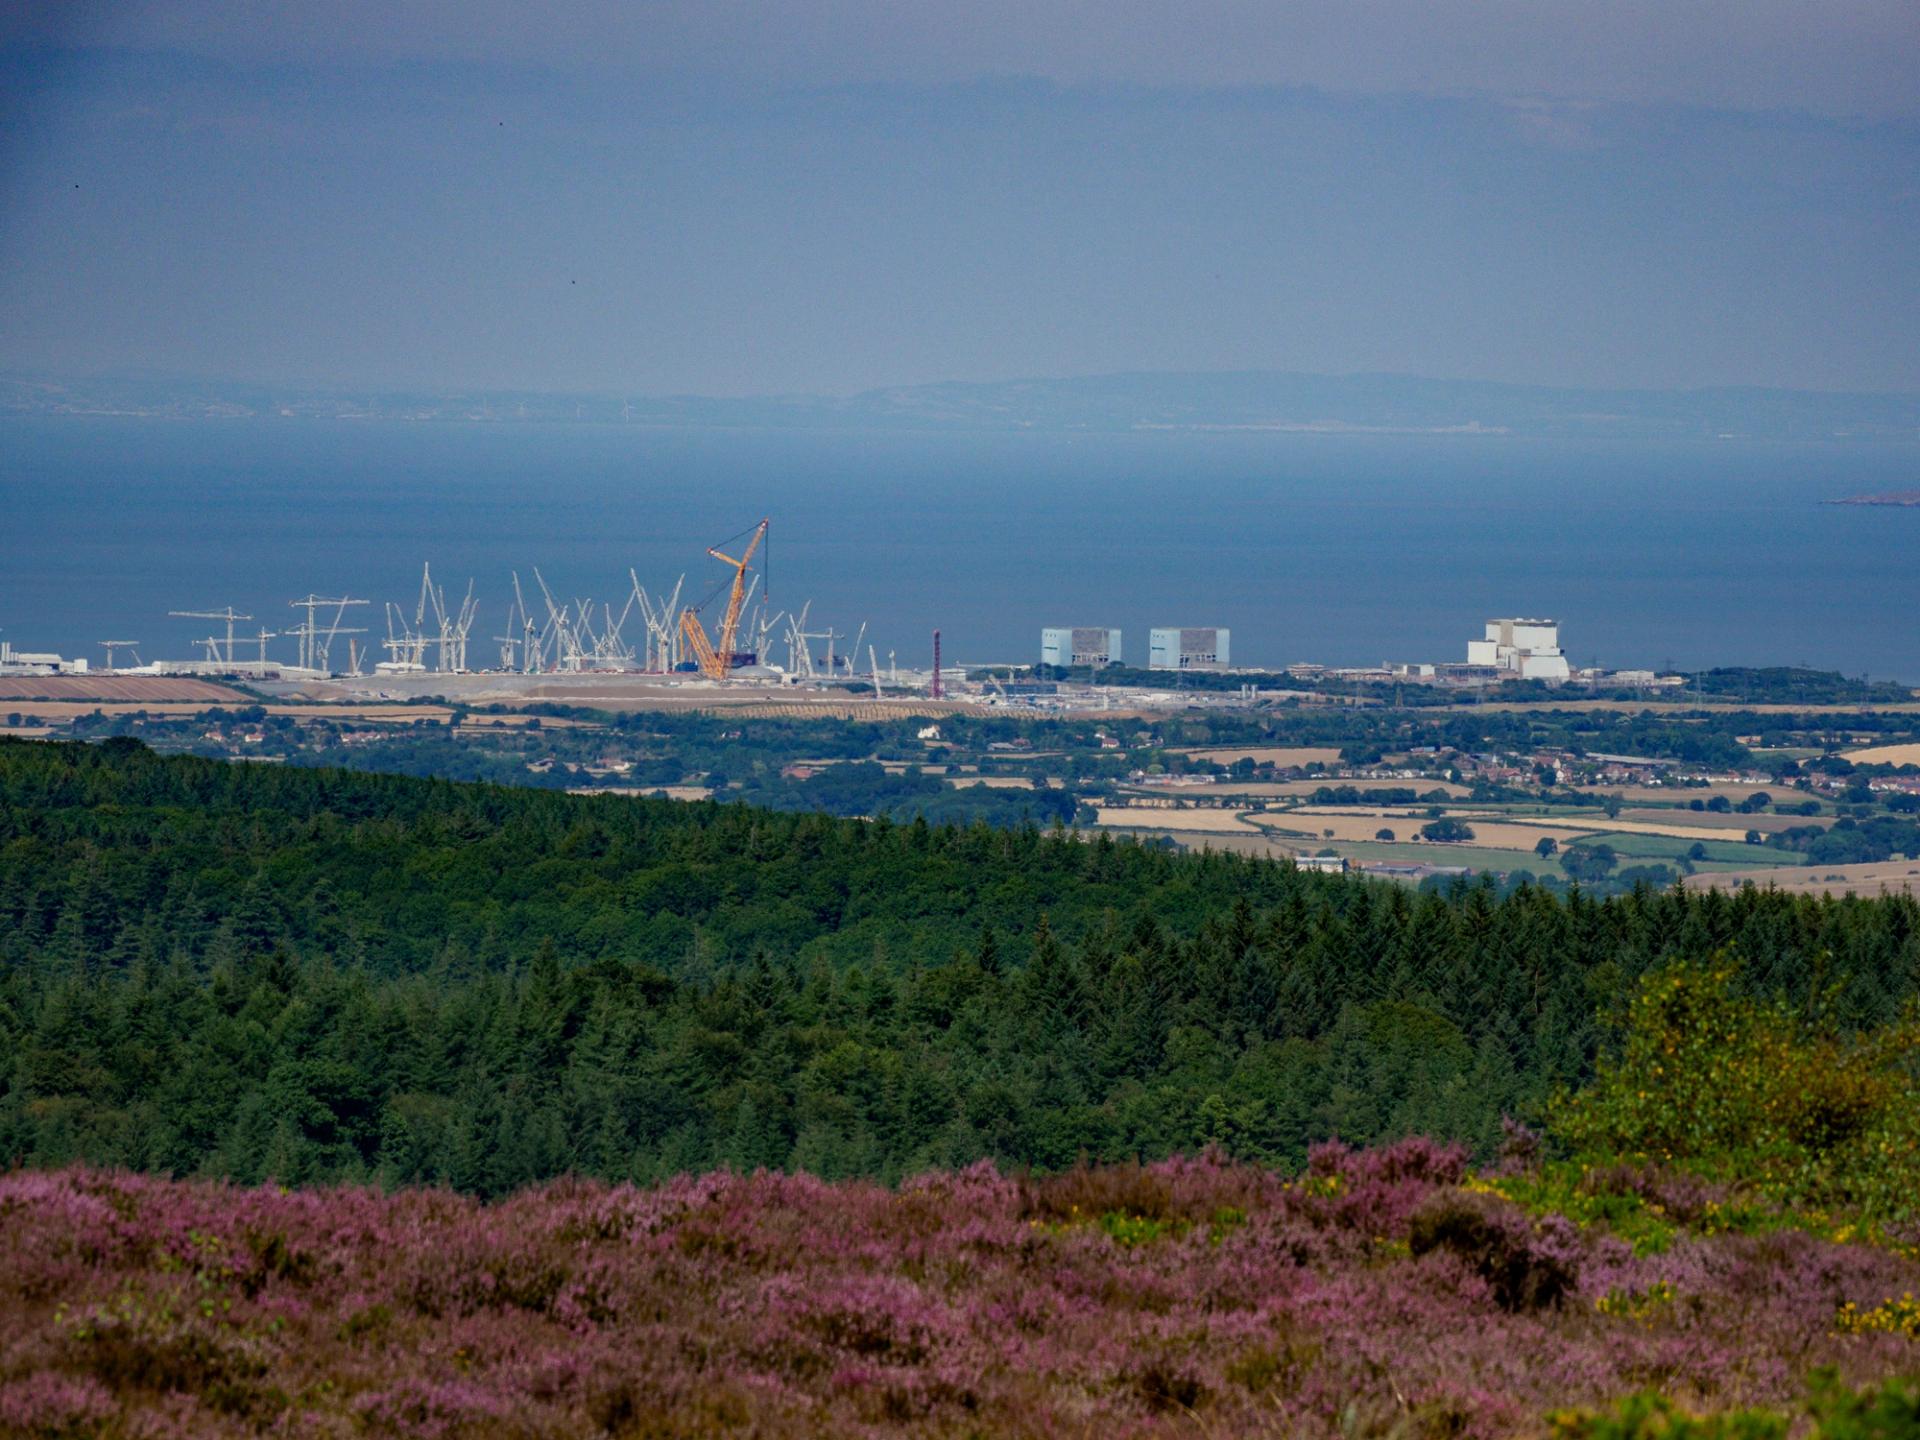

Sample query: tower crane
[169,607,250,665]
[679,518,768,680]
[414,565,479,673]
[630,572,687,672]
[288,595,367,672]
[98,641,141,672]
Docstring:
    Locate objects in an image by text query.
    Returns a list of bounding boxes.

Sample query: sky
[1,1,1916,396]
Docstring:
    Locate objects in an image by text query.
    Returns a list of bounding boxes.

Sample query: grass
[1583,832,1799,866]
[1324,839,1555,872]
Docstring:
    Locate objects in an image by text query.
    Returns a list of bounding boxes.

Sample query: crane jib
[685,518,769,680]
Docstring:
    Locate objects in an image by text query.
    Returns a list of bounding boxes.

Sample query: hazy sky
[2,1,1916,395]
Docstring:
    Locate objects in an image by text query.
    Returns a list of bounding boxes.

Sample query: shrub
[0,1373,117,1438]
[1407,1190,1579,1312]
[1550,1392,1787,1437]
[1496,1116,1544,1174]
[1552,962,1920,1219]
[1550,1377,1920,1439]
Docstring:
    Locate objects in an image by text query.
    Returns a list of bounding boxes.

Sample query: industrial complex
[0,512,1682,708]
[1037,626,1232,672]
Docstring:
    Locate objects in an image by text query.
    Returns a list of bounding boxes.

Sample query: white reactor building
[1467,618,1570,681]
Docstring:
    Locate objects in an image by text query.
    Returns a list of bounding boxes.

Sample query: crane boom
[680,608,723,677]
[680,518,768,680]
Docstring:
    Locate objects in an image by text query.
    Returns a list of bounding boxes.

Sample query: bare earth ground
[268,674,986,719]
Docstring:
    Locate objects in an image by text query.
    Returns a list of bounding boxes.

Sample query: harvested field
[1202,779,1472,799]
[572,784,712,802]
[1604,782,1787,804]
[1090,827,1319,864]
[1573,816,1801,843]
[1095,806,1261,834]
[1685,860,1920,897]
[1266,806,1798,852]
[0,701,454,723]
[1288,807,1806,846]
[1172,745,1344,767]
[1613,807,1821,835]
[1260,812,1593,850]
[0,675,247,702]
[1842,742,1920,766]
[456,714,602,730]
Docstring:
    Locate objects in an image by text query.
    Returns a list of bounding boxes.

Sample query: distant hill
[5,368,1918,440]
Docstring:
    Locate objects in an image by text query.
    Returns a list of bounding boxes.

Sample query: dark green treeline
[2,738,1915,1192]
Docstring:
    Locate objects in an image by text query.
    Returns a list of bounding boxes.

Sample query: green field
[1583,831,1799,866]
[1328,839,1553,873]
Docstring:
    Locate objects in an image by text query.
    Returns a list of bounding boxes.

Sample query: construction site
[0,518,999,716]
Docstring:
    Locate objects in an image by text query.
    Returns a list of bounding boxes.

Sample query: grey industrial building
[1148,626,1230,671]
[1040,627,1122,668]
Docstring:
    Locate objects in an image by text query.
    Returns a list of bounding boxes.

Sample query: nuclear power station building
[1040,627,1123,669]
[1148,627,1231,671]
[1467,618,1571,681]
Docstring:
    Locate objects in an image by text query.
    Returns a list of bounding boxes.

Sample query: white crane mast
[289,594,367,672]
[98,641,140,672]
[382,602,427,668]
[169,606,251,665]
[411,564,477,673]
[629,571,686,671]
[533,569,590,671]
[316,598,368,676]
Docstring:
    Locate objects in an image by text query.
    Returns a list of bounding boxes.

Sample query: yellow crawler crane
[680,518,769,680]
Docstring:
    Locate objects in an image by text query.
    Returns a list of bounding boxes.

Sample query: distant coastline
[1825,490,1920,507]
[7,369,1920,442]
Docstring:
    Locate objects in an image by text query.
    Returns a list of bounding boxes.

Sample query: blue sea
[2,418,1917,681]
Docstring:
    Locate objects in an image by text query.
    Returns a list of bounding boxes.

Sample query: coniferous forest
[4,735,1917,1193]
